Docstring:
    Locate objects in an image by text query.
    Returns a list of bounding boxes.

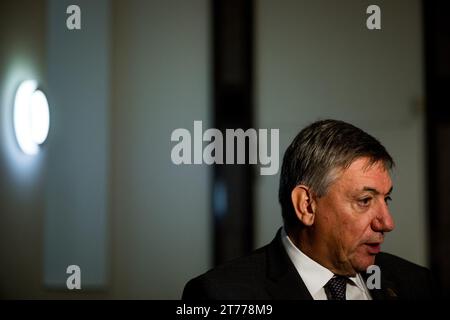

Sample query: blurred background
[0,0,449,299]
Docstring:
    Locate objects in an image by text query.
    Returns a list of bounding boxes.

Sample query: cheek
[341,217,373,249]
[317,198,372,248]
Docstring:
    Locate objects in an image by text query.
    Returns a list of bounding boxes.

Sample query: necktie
[325,276,347,300]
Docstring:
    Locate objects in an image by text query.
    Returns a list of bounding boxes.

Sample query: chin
[352,254,376,273]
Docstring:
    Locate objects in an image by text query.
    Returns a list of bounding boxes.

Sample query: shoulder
[182,245,270,300]
[375,252,429,275]
[375,252,437,299]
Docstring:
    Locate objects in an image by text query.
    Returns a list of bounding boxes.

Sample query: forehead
[333,157,392,193]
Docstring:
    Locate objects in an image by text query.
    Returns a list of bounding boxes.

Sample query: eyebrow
[362,186,393,196]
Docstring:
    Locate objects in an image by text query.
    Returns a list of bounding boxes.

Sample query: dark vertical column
[211,0,254,265]
[423,0,450,297]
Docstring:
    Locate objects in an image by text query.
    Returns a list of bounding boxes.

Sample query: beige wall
[109,0,211,298]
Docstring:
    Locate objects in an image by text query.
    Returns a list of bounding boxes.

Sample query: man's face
[312,157,395,275]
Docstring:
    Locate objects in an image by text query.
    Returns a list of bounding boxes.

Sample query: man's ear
[291,185,316,226]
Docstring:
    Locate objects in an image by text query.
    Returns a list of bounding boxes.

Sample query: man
[182,119,435,300]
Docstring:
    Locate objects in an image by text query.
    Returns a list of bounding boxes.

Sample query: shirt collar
[281,227,334,297]
[280,227,367,296]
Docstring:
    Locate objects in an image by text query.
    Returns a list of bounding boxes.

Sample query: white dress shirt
[281,228,372,300]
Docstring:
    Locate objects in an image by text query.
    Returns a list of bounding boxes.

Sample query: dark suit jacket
[182,229,435,300]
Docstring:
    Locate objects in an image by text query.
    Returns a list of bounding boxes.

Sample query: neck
[286,226,357,276]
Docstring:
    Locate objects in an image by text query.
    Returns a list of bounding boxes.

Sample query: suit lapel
[361,260,399,300]
[367,279,399,300]
[264,229,313,300]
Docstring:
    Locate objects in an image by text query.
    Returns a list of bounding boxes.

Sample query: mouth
[364,242,382,254]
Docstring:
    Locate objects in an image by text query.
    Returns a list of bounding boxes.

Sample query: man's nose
[371,202,395,233]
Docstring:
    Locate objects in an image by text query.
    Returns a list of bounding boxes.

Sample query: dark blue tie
[325,276,347,300]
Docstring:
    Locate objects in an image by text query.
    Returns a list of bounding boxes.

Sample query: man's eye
[358,197,372,207]
[385,196,392,205]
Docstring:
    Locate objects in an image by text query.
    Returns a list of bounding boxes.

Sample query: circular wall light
[14,80,50,155]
